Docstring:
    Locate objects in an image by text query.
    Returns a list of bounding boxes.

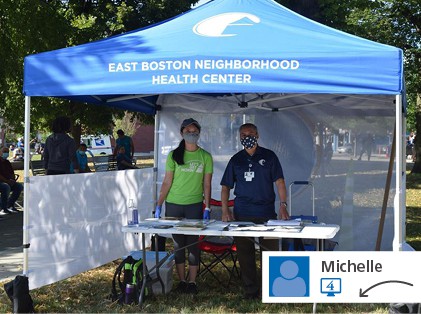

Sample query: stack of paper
[175,220,206,230]
[266,219,302,226]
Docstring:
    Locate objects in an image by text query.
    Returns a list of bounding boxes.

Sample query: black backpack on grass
[110,255,147,304]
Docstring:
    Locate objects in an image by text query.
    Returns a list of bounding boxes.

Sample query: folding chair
[198,199,239,287]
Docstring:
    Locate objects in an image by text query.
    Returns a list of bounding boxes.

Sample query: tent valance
[23,0,403,114]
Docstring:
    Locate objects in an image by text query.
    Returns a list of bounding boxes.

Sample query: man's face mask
[183,132,200,144]
[240,135,257,149]
[2,152,9,159]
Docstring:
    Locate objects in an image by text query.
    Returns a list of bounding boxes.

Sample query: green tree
[113,111,140,138]
[344,0,421,172]
[0,0,69,137]
[1,0,198,144]
[278,0,421,172]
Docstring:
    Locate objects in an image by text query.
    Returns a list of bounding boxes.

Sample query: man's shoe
[8,207,20,213]
[173,281,187,294]
[0,209,12,215]
[186,282,198,295]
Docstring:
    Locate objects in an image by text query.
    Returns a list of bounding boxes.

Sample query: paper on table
[266,219,302,226]
[234,226,275,231]
[175,221,206,230]
[175,219,212,230]
[228,221,255,227]
[145,218,181,224]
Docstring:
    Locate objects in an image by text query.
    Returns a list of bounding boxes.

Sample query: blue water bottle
[127,199,138,225]
[132,208,139,224]
[128,199,138,225]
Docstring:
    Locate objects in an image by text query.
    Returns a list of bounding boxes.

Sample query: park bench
[93,155,117,172]
[30,160,46,176]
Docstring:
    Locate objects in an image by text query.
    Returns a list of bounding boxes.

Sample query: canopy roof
[23,0,403,115]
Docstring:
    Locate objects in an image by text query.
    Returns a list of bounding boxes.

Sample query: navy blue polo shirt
[220,146,284,219]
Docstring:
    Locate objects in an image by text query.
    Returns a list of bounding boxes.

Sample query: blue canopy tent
[24,0,403,99]
[22,0,407,288]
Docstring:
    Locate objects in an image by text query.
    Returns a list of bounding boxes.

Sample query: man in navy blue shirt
[220,123,288,298]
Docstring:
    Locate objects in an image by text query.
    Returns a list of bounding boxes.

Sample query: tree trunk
[411,93,421,173]
[71,123,82,149]
[69,100,82,146]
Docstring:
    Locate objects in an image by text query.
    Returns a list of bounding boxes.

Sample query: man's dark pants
[234,216,279,296]
[0,182,23,210]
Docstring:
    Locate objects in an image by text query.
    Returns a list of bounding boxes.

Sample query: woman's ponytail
[172,139,185,165]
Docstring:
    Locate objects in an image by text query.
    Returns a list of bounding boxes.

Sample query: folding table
[122,219,340,306]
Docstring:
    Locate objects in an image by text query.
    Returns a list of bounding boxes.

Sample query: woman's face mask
[240,135,258,149]
[183,132,200,144]
[2,152,9,159]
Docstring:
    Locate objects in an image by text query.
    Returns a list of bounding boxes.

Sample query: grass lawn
[1,165,420,313]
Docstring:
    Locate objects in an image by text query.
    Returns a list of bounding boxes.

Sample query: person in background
[12,147,24,161]
[358,131,375,161]
[44,116,79,175]
[116,146,138,170]
[0,147,24,215]
[407,131,416,161]
[17,137,24,153]
[155,118,213,295]
[34,139,42,154]
[71,143,91,173]
[9,144,15,155]
[220,123,288,299]
[113,129,134,162]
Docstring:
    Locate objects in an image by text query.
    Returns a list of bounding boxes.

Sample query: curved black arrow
[360,280,413,297]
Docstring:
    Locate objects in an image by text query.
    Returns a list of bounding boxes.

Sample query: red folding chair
[198,199,239,287]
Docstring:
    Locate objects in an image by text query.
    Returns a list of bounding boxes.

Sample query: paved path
[0,210,23,283]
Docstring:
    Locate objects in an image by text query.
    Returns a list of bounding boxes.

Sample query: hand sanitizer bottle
[128,199,138,225]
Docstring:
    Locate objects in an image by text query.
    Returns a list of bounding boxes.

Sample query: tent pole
[375,123,395,250]
[23,96,31,275]
[392,94,404,251]
[153,111,160,211]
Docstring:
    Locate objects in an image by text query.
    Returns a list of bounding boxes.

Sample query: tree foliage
[343,0,421,172]
[112,111,141,138]
[278,0,421,171]
[3,0,419,167]
[0,0,197,143]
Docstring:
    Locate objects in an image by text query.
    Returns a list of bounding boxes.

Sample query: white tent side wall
[22,104,155,288]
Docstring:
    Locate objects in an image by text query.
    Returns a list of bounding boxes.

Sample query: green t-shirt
[165,147,213,205]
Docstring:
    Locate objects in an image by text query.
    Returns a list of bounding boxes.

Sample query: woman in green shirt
[155,118,213,295]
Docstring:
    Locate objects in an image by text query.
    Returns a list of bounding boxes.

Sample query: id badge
[244,171,255,181]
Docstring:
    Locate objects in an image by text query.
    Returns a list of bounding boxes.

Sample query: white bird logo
[193,12,260,37]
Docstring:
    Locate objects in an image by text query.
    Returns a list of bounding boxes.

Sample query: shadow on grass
[0,255,390,313]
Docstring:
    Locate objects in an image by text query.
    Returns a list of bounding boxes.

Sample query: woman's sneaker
[174,281,187,293]
[186,282,198,295]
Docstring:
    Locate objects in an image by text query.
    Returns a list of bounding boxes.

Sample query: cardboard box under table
[129,251,175,295]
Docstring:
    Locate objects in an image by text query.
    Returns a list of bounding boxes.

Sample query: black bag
[389,303,421,313]
[110,255,146,304]
[4,275,35,313]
